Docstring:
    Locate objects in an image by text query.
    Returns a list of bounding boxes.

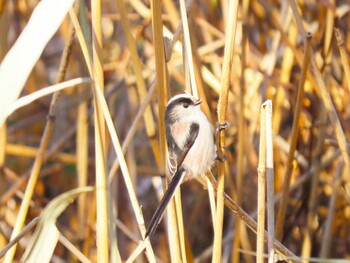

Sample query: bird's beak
[195,99,202,106]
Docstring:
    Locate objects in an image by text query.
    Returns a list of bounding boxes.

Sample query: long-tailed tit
[146,93,216,237]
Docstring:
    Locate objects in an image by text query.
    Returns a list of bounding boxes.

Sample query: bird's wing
[166,122,200,179]
[175,122,199,167]
[146,123,199,237]
[166,150,178,180]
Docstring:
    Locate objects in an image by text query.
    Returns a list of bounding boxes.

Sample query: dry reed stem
[5,144,76,164]
[166,196,182,261]
[4,98,57,263]
[76,84,88,240]
[301,106,327,262]
[213,0,239,262]
[91,0,109,261]
[129,0,150,18]
[175,189,187,263]
[115,0,159,166]
[58,233,92,263]
[287,0,350,175]
[107,192,122,263]
[319,161,343,258]
[197,149,341,262]
[70,8,155,261]
[323,4,334,65]
[334,27,350,96]
[109,0,193,181]
[192,51,213,124]
[0,124,6,164]
[108,81,157,182]
[179,0,198,97]
[196,18,224,85]
[125,238,149,263]
[149,0,181,260]
[232,20,251,263]
[196,178,301,262]
[68,12,89,242]
[275,32,312,240]
[149,0,167,174]
[264,101,275,263]
[3,1,350,261]
[273,18,296,133]
[0,122,6,249]
[257,102,267,263]
[1,165,67,206]
[205,175,217,228]
[0,2,8,204]
[94,87,156,262]
[3,16,76,259]
[170,1,195,258]
[0,217,39,258]
[253,149,341,221]
[69,6,98,259]
[224,194,301,262]
[163,0,179,29]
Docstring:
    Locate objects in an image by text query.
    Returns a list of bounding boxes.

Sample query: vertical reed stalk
[179,0,197,97]
[213,0,239,262]
[91,0,109,261]
[301,106,326,262]
[334,28,350,95]
[319,161,343,258]
[264,101,275,263]
[94,87,156,262]
[232,21,249,263]
[175,189,187,263]
[115,0,159,166]
[257,102,267,263]
[149,0,179,260]
[275,33,312,240]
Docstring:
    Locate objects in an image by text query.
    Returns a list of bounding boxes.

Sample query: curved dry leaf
[21,187,94,263]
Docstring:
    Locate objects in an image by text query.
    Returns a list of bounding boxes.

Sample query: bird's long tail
[145,168,186,237]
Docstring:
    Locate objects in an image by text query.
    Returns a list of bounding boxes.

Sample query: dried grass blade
[4,78,90,120]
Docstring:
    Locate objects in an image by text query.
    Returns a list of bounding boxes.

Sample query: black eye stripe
[166,97,195,114]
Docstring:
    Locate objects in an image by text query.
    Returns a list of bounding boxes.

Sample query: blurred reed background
[0,0,350,262]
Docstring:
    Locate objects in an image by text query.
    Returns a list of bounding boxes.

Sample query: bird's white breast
[170,111,215,177]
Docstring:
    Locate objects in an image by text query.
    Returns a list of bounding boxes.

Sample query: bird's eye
[183,103,189,108]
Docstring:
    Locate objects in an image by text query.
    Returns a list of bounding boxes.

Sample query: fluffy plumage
[145,93,215,237]
[165,94,216,180]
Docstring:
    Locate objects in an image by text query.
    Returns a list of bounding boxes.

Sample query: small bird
[145,93,216,237]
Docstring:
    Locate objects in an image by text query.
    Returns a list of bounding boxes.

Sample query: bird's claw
[215,155,227,162]
[216,122,229,134]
